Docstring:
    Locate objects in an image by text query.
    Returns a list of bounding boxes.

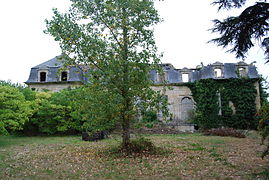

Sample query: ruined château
[25,56,261,131]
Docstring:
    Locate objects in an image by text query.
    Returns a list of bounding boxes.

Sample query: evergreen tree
[210,0,269,62]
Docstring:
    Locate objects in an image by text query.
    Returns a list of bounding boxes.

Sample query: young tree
[45,0,166,150]
[210,0,269,62]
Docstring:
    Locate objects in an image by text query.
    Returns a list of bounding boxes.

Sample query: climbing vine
[186,78,260,129]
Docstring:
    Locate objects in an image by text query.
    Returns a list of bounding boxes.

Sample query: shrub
[27,92,74,135]
[203,128,246,138]
[257,103,269,158]
[0,85,33,135]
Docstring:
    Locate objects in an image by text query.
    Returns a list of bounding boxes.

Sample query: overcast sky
[0,0,267,84]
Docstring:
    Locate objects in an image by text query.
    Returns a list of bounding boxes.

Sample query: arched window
[61,71,68,81]
[214,68,222,78]
[40,72,47,82]
[182,73,189,82]
[181,97,194,121]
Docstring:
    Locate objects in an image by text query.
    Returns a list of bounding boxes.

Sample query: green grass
[0,135,83,148]
[0,132,268,179]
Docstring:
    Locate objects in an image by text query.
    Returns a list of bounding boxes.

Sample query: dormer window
[157,71,167,83]
[238,67,247,77]
[61,71,68,81]
[40,72,47,82]
[182,73,189,82]
[214,68,222,78]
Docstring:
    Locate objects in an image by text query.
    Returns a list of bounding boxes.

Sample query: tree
[210,0,269,62]
[26,91,75,135]
[0,85,33,135]
[257,103,269,158]
[45,0,167,150]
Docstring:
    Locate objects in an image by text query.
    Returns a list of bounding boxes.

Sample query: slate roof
[26,57,259,85]
[150,62,259,84]
[33,57,63,68]
[25,56,86,84]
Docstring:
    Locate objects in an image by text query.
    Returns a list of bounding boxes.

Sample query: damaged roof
[26,57,259,85]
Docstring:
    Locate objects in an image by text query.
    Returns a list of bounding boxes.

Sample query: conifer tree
[210,0,269,62]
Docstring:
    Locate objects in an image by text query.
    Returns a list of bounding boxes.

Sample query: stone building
[25,57,260,131]
[25,57,88,92]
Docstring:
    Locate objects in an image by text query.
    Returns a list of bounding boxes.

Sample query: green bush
[26,91,75,135]
[0,85,33,135]
[257,103,269,158]
[70,86,119,133]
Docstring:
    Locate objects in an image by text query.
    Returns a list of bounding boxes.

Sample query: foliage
[0,85,33,135]
[188,80,220,129]
[203,128,246,138]
[259,77,269,105]
[0,80,24,88]
[25,91,79,135]
[140,110,157,128]
[0,80,36,101]
[257,103,269,158]
[49,88,85,132]
[45,0,167,148]
[210,0,269,62]
[0,122,8,136]
[188,78,258,129]
[70,86,120,134]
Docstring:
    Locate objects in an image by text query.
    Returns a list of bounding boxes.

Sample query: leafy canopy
[0,85,34,135]
[210,0,269,62]
[45,0,167,147]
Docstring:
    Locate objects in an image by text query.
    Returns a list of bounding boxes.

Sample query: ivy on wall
[185,78,260,130]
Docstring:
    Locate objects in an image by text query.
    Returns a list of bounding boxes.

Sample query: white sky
[0,0,268,84]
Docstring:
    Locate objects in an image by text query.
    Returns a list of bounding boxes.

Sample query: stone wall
[28,81,260,130]
[28,82,83,92]
[151,85,194,124]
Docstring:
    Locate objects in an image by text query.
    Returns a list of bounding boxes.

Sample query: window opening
[61,71,68,81]
[182,73,189,82]
[214,68,222,78]
[181,97,194,121]
[238,67,246,77]
[40,72,47,82]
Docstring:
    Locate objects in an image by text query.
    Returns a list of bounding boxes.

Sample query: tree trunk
[122,116,130,149]
[121,6,131,151]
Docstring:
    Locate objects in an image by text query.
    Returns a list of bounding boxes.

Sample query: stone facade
[151,85,194,124]
[26,82,83,92]
[26,57,261,132]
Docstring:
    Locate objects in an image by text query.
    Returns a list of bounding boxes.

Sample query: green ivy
[185,78,260,129]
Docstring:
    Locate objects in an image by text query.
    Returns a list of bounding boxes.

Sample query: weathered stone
[26,58,262,132]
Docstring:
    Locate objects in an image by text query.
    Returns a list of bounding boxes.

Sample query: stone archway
[181,97,194,122]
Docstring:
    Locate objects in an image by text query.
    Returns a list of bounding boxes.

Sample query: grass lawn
[0,132,269,179]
